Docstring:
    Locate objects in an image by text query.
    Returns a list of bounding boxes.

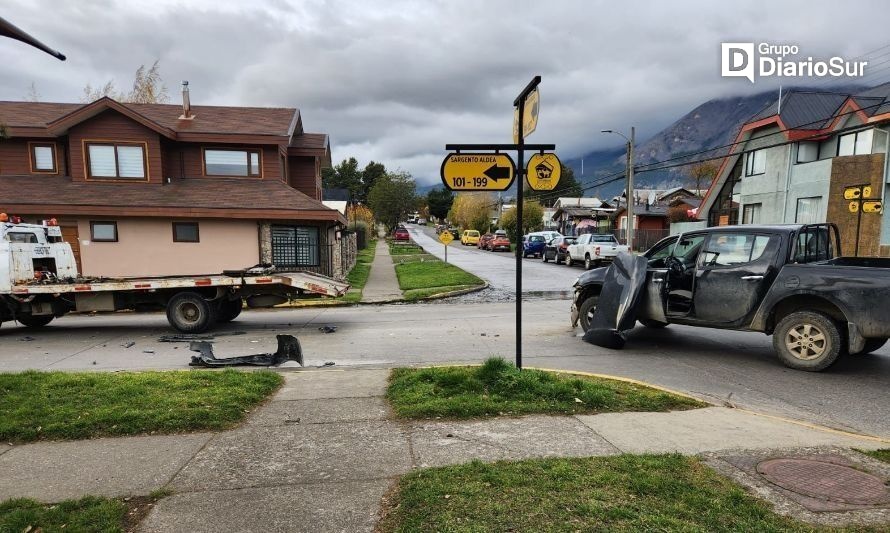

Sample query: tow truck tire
[17,314,54,328]
[855,338,887,355]
[166,292,216,333]
[578,295,599,332]
[216,298,243,323]
[639,319,668,329]
[773,311,843,371]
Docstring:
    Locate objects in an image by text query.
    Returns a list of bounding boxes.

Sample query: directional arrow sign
[440,152,516,191]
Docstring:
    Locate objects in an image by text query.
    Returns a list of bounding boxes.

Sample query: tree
[499,200,544,243]
[81,60,169,103]
[322,157,363,200]
[368,171,417,231]
[687,162,718,196]
[524,164,583,206]
[360,161,386,203]
[448,193,493,231]
[426,187,454,221]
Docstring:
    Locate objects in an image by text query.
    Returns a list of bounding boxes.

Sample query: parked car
[522,233,548,258]
[570,223,890,371]
[449,228,461,240]
[567,233,630,269]
[490,231,511,252]
[461,230,481,246]
[478,232,495,250]
[543,236,577,264]
[393,227,410,241]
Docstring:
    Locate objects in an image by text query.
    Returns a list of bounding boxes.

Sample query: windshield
[530,235,545,242]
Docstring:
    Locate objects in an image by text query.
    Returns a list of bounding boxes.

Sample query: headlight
[572,276,581,287]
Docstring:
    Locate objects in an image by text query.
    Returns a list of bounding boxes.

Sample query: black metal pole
[855,200,862,256]
[516,100,524,370]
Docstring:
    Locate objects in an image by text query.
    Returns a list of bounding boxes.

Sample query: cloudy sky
[3,0,890,185]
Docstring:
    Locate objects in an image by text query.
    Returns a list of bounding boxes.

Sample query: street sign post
[441,76,551,370]
[438,230,453,263]
[526,152,562,191]
[440,153,516,191]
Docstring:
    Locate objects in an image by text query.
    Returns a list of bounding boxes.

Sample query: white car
[566,233,629,269]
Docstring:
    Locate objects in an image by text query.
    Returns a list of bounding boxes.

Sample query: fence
[610,228,670,252]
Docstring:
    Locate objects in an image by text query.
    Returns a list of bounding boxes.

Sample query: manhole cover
[757,458,890,506]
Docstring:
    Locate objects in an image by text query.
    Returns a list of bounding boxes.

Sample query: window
[702,233,773,267]
[837,129,874,156]
[203,149,261,177]
[271,226,319,267]
[30,143,57,173]
[86,143,146,179]
[173,222,200,243]
[796,142,819,164]
[742,203,761,224]
[744,149,766,176]
[90,221,118,242]
[795,197,823,224]
[5,232,38,243]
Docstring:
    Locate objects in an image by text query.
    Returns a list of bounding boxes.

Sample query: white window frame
[837,129,874,156]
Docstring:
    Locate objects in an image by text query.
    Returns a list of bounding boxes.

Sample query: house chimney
[179,80,193,119]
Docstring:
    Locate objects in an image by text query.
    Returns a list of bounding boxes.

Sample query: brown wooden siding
[288,155,321,200]
[0,139,31,175]
[68,110,162,183]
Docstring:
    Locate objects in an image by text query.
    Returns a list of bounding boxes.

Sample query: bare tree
[81,60,169,103]
[25,82,40,102]
[687,162,718,197]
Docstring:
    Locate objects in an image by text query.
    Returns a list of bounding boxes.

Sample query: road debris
[188,334,304,367]
[122,341,135,348]
[318,325,338,334]
[158,331,246,343]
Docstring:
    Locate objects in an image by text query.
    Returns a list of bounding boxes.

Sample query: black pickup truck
[570,224,890,371]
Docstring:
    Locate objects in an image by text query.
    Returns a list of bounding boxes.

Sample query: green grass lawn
[340,242,377,303]
[394,259,484,298]
[0,370,283,442]
[378,454,842,532]
[389,242,425,255]
[1,496,127,532]
[864,449,890,463]
[387,358,704,419]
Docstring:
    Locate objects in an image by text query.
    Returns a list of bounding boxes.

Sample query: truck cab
[0,221,78,293]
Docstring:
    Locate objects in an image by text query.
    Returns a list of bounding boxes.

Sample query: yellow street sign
[844,186,862,200]
[863,200,883,213]
[849,201,859,213]
[440,153,516,191]
[863,185,873,197]
[439,230,454,245]
[522,88,539,138]
[526,153,562,191]
[512,108,519,143]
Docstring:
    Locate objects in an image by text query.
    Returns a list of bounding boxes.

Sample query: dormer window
[30,142,57,173]
[86,142,147,180]
[203,148,261,177]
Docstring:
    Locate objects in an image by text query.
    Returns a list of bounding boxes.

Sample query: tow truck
[0,218,349,332]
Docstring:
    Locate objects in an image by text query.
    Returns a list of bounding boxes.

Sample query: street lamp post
[601,127,635,252]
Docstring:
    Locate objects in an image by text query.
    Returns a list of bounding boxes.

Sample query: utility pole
[626,126,635,252]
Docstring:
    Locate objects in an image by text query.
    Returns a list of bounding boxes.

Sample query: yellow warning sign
[522,88,539,138]
[526,153,562,191]
[863,200,883,213]
[439,230,454,245]
[849,201,859,213]
[440,153,516,191]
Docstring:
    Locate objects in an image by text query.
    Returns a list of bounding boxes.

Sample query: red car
[393,228,410,241]
[477,233,495,250]
[490,233,511,252]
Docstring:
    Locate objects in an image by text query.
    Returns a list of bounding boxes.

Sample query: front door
[61,225,82,274]
[664,233,706,317]
[691,232,780,325]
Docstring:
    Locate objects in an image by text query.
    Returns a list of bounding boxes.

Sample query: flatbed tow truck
[0,219,349,332]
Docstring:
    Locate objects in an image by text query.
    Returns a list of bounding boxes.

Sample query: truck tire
[578,295,599,332]
[166,292,216,333]
[216,298,243,323]
[542,252,549,263]
[584,254,593,270]
[17,314,54,328]
[566,253,574,267]
[773,311,843,371]
[639,319,668,329]
[854,338,887,355]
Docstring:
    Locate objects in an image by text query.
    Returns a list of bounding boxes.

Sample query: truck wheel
[566,254,574,267]
[639,319,668,329]
[584,255,593,270]
[217,298,243,323]
[542,252,549,263]
[854,338,887,355]
[773,311,843,371]
[578,295,599,332]
[17,314,54,328]
[166,292,216,333]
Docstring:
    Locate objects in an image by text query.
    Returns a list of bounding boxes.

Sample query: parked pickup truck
[570,224,890,371]
[0,221,349,333]
[566,233,630,270]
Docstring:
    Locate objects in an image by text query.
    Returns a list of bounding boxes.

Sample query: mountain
[565,84,865,198]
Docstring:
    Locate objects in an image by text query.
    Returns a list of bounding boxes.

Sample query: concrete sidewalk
[0,369,886,532]
[360,239,402,303]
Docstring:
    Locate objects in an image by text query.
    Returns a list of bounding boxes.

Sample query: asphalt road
[1,301,888,439]
[406,224,581,295]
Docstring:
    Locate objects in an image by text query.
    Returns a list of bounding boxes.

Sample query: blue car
[522,233,548,258]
